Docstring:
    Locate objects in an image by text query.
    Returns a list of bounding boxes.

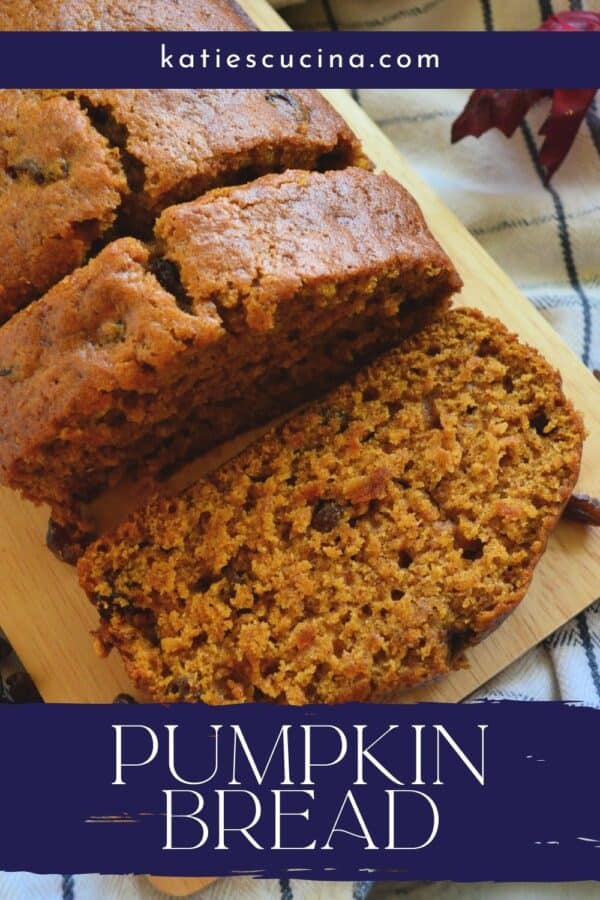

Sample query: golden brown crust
[0,168,460,525]
[0,0,254,31]
[0,91,127,322]
[65,89,368,228]
[0,88,366,319]
[78,309,584,705]
[155,167,460,331]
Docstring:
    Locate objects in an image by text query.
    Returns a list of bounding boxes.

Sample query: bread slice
[77,309,584,704]
[0,168,460,537]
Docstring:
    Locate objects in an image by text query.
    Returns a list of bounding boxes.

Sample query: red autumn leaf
[451,11,599,180]
[538,88,597,178]
[538,11,600,33]
[451,89,550,141]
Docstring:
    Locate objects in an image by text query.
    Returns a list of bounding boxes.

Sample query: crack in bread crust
[0,86,366,323]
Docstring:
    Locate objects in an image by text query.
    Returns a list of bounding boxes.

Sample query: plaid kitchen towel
[0,0,598,898]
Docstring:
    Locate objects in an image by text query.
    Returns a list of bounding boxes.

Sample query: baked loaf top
[155,167,459,332]
[0,0,253,30]
[0,91,126,322]
[0,88,366,320]
[65,89,367,227]
[78,309,584,705]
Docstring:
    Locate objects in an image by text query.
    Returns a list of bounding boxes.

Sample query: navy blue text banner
[0,32,597,88]
[1,701,600,880]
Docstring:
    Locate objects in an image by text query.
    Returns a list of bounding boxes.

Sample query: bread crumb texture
[78,309,584,704]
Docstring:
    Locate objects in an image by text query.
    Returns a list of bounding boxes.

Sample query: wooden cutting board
[0,0,598,895]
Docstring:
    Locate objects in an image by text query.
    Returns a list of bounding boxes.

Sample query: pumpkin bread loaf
[78,309,584,704]
[0,91,127,323]
[0,168,460,536]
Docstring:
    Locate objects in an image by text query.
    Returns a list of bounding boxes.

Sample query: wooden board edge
[147,875,217,896]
